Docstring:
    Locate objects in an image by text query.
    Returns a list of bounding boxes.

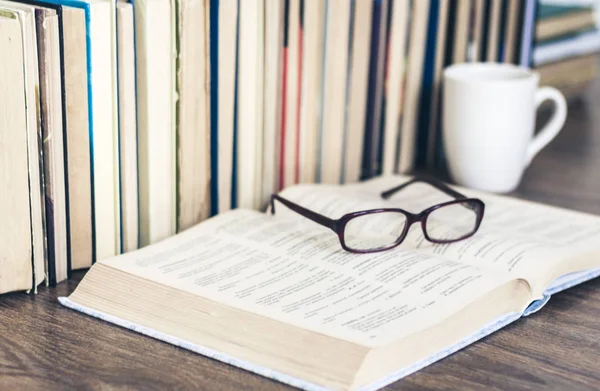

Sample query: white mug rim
[444,62,539,85]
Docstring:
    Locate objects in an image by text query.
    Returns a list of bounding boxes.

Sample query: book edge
[58,296,331,391]
[521,268,600,317]
[59,296,521,391]
[359,312,521,391]
[544,267,600,297]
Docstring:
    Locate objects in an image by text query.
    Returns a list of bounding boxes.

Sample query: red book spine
[278,0,291,190]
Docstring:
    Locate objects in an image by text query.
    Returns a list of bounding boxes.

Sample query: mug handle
[525,86,567,166]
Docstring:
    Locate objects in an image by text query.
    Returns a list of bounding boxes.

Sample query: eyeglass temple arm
[270,194,336,230]
[380,177,468,200]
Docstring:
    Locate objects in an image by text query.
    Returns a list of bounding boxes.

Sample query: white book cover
[534,30,600,66]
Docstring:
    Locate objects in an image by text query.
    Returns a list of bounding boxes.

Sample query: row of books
[534,0,600,98]
[0,0,537,294]
[0,0,145,292]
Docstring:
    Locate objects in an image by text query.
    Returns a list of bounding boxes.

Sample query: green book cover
[537,3,593,20]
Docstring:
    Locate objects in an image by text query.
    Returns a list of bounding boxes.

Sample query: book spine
[278,0,290,189]
[210,0,219,215]
[361,0,386,179]
[519,0,537,67]
[416,0,440,168]
[231,0,240,209]
[295,0,303,184]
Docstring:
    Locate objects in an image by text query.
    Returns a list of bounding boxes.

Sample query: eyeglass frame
[270,177,485,254]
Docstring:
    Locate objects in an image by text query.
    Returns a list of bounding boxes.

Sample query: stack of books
[0,0,540,294]
[534,0,600,98]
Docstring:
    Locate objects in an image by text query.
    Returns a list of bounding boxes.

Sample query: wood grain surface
[1,84,600,391]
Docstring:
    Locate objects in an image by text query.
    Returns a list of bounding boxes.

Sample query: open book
[61,176,600,391]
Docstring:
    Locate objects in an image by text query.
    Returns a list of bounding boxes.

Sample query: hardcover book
[35,6,68,283]
[0,14,35,293]
[176,0,211,232]
[43,0,121,261]
[62,176,600,390]
[131,0,176,246]
[116,0,138,253]
[0,3,45,288]
[342,0,372,183]
[60,4,93,269]
[319,0,352,184]
[210,0,240,215]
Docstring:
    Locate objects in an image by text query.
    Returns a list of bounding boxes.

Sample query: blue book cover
[519,0,537,67]
[210,0,219,215]
[431,0,456,172]
[361,0,384,179]
[497,0,508,61]
[416,0,440,168]
[231,0,240,209]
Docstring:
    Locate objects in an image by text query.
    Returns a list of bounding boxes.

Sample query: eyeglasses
[270,177,485,254]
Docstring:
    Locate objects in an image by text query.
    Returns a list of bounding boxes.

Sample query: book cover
[130,0,176,246]
[0,4,46,290]
[209,0,219,216]
[279,0,290,188]
[433,0,458,172]
[43,0,121,262]
[502,0,520,63]
[451,0,470,63]
[485,0,501,61]
[231,2,240,209]
[318,0,352,184]
[16,0,80,278]
[176,0,211,231]
[212,0,239,214]
[537,3,591,20]
[35,7,69,284]
[416,0,440,168]
[315,0,328,183]
[396,0,430,173]
[298,0,324,184]
[361,0,387,179]
[496,0,508,61]
[479,0,491,60]
[534,29,600,66]
[342,0,373,184]
[235,0,264,208]
[0,14,35,294]
[340,0,355,182]
[377,0,399,177]
[59,4,93,271]
[295,0,303,184]
[468,0,486,62]
[512,0,527,65]
[280,0,300,188]
[116,1,139,253]
[424,0,450,170]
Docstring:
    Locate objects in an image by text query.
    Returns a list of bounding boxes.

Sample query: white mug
[443,62,567,193]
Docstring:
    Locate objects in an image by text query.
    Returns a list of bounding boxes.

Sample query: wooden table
[2,88,600,391]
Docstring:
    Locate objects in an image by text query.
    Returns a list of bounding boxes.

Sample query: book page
[100,209,521,347]
[274,176,600,295]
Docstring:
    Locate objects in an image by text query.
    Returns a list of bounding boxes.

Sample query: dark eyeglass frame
[270,177,485,254]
